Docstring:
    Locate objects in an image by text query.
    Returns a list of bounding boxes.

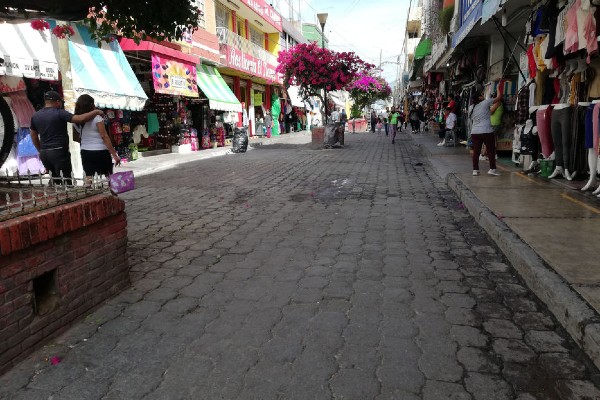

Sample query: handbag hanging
[16,127,39,157]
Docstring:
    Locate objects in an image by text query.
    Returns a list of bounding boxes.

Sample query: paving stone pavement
[2,133,600,399]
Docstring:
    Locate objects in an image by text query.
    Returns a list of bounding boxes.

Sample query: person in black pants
[370,110,377,133]
[30,91,103,184]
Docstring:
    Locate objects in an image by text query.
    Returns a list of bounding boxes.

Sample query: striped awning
[0,23,59,80]
[196,65,242,112]
[65,24,148,111]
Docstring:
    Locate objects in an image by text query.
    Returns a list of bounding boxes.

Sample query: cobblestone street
[2,133,600,399]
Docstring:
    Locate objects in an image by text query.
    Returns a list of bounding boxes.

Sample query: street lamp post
[317,12,328,126]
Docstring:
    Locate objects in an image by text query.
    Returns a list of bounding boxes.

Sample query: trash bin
[539,159,554,177]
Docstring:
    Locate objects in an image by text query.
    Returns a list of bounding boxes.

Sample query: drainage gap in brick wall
[33,270,59,316]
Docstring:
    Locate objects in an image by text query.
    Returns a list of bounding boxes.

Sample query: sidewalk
[411,128,600,369]
[113,130,311,177]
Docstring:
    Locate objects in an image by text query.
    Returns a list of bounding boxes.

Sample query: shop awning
[0,23,58,80]
[414,38,432,60]
[481,0,504,25]
[196,64,242,112]
[287,86,305,108]
[67,24,148,110]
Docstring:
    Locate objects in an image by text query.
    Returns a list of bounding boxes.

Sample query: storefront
[196,64,242,146]
[0,22,61,176]
[119,38,217,153]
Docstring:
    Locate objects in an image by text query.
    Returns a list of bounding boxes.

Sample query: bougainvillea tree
[276,42,373,124]
[347,72,392,118]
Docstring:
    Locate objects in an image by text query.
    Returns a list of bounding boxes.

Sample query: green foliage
[439,6,454,35]
[350,103,362,119]
[1,0,203,43]
[85,0,203,43]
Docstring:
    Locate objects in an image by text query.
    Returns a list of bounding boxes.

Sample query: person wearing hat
[469,81,504,176]
[30,91,104,184]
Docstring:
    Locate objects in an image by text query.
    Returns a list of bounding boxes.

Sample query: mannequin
[585,99,600,191]
[535,104,555,159]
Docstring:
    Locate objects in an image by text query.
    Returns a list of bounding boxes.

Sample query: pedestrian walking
[370,110,377,133]
[389,107,400,144]
[264,111,272,138]
[409,104,419,133]
[375,117,383,134]
[469,81,504,176]
[382,107,390,136]
[30,90,103,184]
[73,94,121,183]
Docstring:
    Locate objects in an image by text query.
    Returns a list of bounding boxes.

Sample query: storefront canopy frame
[196,64,242,112]
[119,38,199,65]
[66,24,148,111]
[0,22,58,80]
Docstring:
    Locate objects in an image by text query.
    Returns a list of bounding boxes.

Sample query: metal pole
[491,16,526,83]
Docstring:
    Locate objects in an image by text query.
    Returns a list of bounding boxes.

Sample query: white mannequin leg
[548,166,565,179]
[582,149,599,191]
[565,169,573,181]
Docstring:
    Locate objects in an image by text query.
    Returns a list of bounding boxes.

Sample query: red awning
[119,38,199,65]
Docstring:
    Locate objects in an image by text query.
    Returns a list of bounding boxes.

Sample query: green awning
[414,38,432,60]
[196,65,242,112]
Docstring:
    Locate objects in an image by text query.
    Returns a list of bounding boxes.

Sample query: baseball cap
[44,91,63,101]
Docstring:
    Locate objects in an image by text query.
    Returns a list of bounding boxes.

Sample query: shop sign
[239,0,282,32]
[452,0,482,48]
[151,54,199,97]
[0,56,59,81]
[254,92,263,106]
[222,45,282,83]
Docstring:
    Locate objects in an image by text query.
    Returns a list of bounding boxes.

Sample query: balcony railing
[216,27,278,66]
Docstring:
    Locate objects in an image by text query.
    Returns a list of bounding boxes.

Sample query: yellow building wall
[268,32,279,54]
[204,0,217,34]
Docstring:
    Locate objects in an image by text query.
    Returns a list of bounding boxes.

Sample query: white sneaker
[437,141,445,146]
[488,169,501,176]
[479,155,488,161]
[473,170,480,176]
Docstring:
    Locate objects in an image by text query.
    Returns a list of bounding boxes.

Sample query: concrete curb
[446,173,600,369]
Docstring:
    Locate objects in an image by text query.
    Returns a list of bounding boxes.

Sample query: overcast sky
[298,0,410,85]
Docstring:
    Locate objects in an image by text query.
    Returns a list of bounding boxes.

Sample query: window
[408,31,418,39]
[216,2,230,28]
[249,25,263,47]
[237,18,244,36]
[194,0,206,28]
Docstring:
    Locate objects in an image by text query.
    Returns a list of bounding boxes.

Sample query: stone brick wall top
[0,194,125,257]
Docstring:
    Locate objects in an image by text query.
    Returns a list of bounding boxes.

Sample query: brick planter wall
[0,193,129,374]
[311,127,325,149]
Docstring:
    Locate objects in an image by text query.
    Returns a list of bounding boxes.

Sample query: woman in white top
[469,81,504,176]
[73,95,120,179]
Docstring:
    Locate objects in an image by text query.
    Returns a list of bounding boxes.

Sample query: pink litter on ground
[50,356,61,365]
[309,192,316,197]
[457,203,465,209]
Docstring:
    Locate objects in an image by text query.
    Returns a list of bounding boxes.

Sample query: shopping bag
[109,171,135,194]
